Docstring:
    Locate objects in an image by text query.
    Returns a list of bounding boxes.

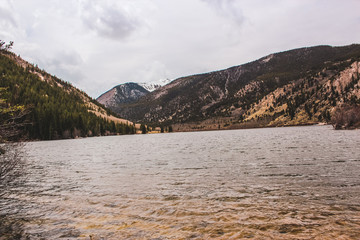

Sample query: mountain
[97,82,149,108]
[0,46,136,140]
[97,79,172,108]
[111,44,360,131]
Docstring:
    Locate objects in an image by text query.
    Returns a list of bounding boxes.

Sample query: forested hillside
[0,45,135,140]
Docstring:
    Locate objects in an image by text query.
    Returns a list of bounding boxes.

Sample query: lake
[2,125,360,239]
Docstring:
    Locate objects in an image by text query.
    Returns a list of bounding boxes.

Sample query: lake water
[1,125,360,239]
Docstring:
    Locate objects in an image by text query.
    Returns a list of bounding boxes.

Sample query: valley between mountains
[1,43,360,141]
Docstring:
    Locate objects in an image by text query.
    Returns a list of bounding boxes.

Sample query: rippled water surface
[2,125,360,239]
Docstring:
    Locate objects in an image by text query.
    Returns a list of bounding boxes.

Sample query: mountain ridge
[96,79,172,109]
[97,82,149,108]
[106,44,360,131]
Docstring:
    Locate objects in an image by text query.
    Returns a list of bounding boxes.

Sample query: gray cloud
[48,51,83,67]
[0,0,19,42]
[80,1,140,40]
[0,7,17,28]
[202,0,245,26]
[37,51,85,84]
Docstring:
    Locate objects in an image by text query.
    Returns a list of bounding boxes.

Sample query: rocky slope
[97,79,172,108]
[97,82,149,108]
[110,44,360,131]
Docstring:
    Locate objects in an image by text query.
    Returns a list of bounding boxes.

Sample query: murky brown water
[1,125,360,239]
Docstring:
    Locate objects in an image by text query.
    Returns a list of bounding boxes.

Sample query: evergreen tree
[140,124,147,134]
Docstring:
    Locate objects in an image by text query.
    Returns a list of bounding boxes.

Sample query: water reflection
[1,125,360,239]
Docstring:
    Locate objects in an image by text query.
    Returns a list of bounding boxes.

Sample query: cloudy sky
[1,0,360,98]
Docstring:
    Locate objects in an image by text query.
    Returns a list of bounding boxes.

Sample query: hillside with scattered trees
[0,41,136,140]
[108,44,360,131]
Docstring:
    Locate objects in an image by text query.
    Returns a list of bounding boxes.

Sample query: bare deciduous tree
[331,104,360,129]
[0,88,30,194]
[0,76,30,237]
[0,84,29,239]
[0,143,25,197]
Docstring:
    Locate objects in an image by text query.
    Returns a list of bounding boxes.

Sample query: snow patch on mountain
[138,78,172,92]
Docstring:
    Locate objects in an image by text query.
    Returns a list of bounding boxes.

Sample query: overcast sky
[1,0,360,98]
